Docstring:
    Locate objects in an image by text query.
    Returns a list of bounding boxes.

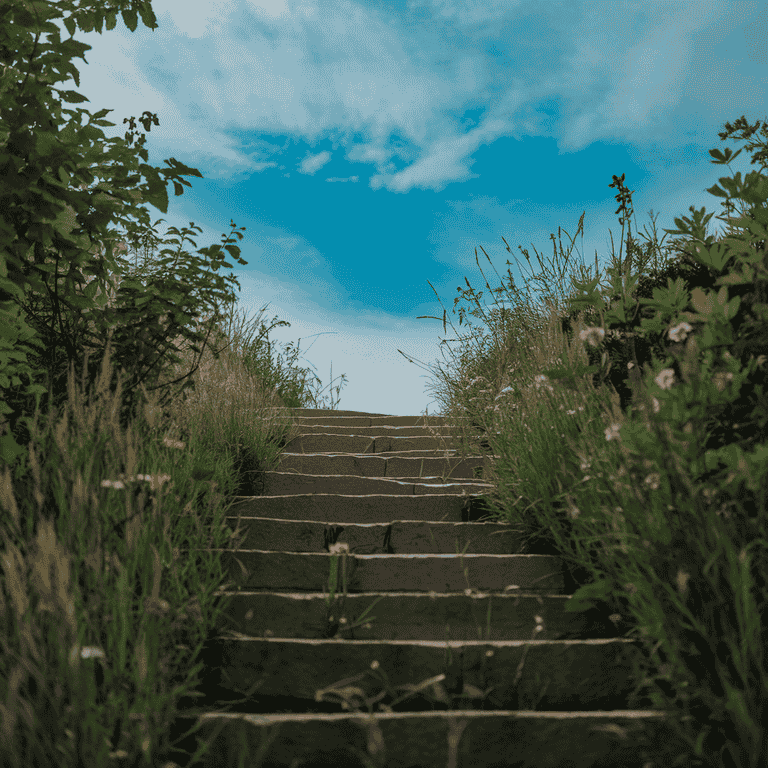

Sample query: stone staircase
[168,408,683,768]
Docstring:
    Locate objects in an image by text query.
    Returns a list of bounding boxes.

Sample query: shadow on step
[157,611,675,768]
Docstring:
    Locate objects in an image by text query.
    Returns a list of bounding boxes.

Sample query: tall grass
[417,190,766,767]
[0,264,348,768]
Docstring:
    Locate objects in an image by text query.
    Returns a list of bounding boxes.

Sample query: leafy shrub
[552,120,768,496]
[572,248,767,503]
[557,245,713,412]
[546,115,768,766]
[0,0,248,488]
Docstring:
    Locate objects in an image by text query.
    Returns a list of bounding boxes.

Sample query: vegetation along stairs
[168,408,683,767]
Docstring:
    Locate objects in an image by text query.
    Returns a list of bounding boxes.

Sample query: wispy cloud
[33,0,766,414]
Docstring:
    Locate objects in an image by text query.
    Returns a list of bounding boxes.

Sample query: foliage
[0,0,247,491]
[550,116,768,767]
[414,114,768,768]
[556,117,768,502]
[555,167,768,434]
[402,117,768,768]
[0,8,353,766]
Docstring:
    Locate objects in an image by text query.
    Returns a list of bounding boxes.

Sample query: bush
[548,114,768,766]
[1,0,247,490]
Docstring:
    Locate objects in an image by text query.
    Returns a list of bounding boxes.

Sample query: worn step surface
[169,408,682,767]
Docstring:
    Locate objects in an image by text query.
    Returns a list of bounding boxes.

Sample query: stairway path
[168,408,682,768]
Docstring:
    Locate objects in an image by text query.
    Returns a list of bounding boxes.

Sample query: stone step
[190,710,678,768]
[257,470,495,495]
[219,516,525,553]
[265,408,476,426]
[197,635,658,711]
[175,548,566,593]
[169,408,679,767]
[282,433,478,454]
[224,492,498,524]
[272,452,498,480]
[202,590,627,642]
[285,423,476,436]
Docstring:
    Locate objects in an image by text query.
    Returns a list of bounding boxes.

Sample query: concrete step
[169,408,679,767]
[271,452,498,480]
[189,710,681,768]
[219,516,526,553]
[202,590,637,642]
[256,470,495,495]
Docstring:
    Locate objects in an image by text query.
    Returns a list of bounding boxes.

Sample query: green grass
[0,186,763,767]
[0,292,348,767]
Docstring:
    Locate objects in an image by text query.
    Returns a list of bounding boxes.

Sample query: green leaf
[693,242,734,272]
[83,279,99,300]
[563,577,616,614]
[0,0,248,478]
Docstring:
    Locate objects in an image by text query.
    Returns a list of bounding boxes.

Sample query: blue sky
[31,0,768,415]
